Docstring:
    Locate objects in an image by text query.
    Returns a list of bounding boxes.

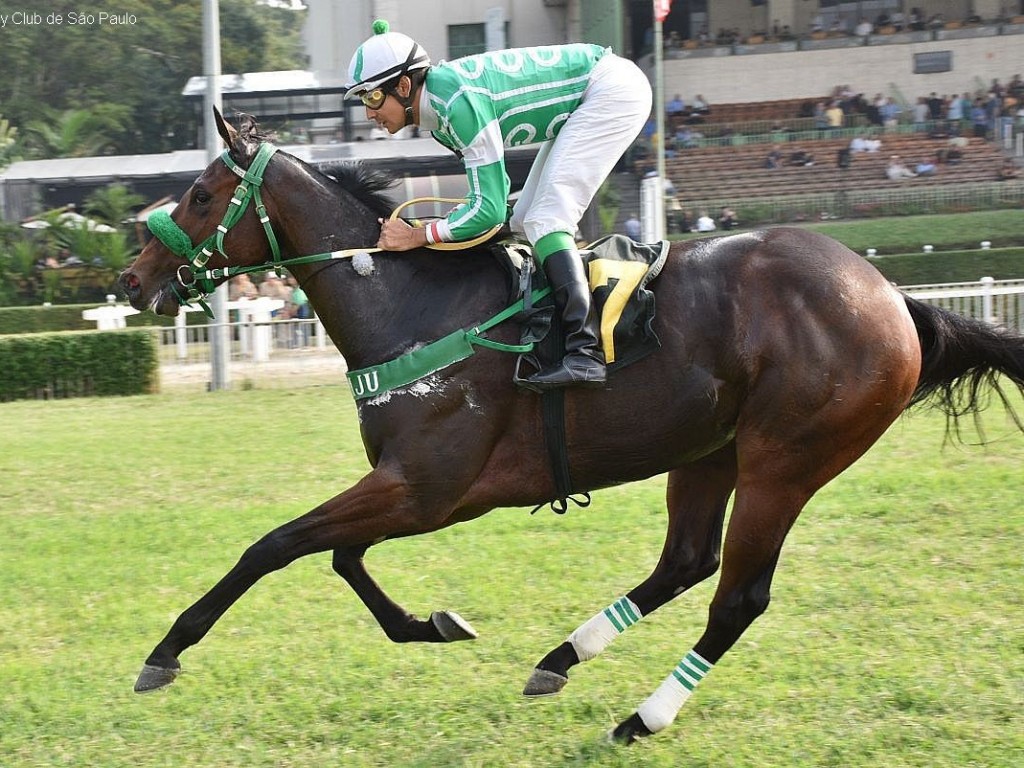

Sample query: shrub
[0,329,158,401]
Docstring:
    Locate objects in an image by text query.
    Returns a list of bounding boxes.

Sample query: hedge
[866,247,1024,285]
[0,303,202,336]
[0,330,159,402]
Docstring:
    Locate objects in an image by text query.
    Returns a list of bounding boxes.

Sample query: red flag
[654,0,672,23]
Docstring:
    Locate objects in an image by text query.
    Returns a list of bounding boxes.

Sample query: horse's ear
[213,106,236,149]
[237,113,260,145]
[226,112,261,164]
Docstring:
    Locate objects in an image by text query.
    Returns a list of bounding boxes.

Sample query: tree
[24,106,131,158]
[84,185,146,228]
[0,1,307,158]
[0,115,19,169]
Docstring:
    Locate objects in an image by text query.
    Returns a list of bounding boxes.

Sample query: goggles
[360,88,388,110]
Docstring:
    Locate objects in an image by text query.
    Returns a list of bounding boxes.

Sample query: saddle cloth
[504,233,669,378]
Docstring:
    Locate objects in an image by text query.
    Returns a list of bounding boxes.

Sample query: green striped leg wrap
[568,596,643,662]
[636,650,714,733]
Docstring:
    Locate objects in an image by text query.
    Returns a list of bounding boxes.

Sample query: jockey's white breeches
[509,53,653,245]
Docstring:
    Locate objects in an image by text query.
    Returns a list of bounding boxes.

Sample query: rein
[146,142,501,317]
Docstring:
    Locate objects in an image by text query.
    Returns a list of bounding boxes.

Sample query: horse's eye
[193,190,212,206]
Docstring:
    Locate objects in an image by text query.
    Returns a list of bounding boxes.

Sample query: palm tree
[0,114,18,169]
[84,184,145,228]
[24,106,130,159]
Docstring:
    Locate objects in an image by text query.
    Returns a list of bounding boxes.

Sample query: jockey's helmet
[345,19,431,100]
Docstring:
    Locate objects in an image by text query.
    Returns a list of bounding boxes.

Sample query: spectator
[229,272,258,300]
[787,148,815,166]
[674,125,702,148]
[813,101,829,131]
[855,17,874,36]
[913,97,930,129]
[718,207,739,230]
[1008,74,1023,96]
[850,133,882,152]
[825,101,845,130]
[865,94,884,127]
[996,158,1020,181]
[287,276,312,347]
[880,97,902,130]
[886,155,918,180]
[764,145,783,169]
[624,212,641,240]
[945,135,968,164]
[971,98,990,138]
[695,210,717,232]
[915,157,937,176]
[259,272,290,302]
[691,94,710,116]
[666,94,686,120]
[947,92,966,124]
[669,209,693,234]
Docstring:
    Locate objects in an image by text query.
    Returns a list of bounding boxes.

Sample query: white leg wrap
[636,651,713,733]
[568,596,642,662]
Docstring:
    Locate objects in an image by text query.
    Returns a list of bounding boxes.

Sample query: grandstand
[627,93,1024,228]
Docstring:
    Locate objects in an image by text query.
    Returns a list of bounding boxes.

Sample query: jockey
[346,20,652,390]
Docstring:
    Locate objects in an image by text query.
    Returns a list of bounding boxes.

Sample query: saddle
[495,234,669,385]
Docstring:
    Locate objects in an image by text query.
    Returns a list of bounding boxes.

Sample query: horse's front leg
[331,545,478,643]
[134,466,431,693]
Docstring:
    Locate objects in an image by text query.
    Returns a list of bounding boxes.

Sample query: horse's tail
[903,293,1024,436]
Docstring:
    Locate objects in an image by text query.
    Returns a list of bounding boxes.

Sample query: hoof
[430,610,478,642]
[608,713,653,745]
[522,668,569,697]
[134,663,180,693]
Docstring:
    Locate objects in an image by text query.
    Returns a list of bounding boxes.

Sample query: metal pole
[203,0,230,390]
[653,18,667,239]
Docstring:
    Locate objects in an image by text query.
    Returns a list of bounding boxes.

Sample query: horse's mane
[317,162,397,220]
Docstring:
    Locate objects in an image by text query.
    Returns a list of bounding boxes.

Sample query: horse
[119,110,1024,743]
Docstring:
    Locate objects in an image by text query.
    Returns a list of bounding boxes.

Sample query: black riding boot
[525,249,606,390]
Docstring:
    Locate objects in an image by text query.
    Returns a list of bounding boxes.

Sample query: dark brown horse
[119,111,1024,742]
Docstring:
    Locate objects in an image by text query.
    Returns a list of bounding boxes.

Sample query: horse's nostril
[122,272,141,290]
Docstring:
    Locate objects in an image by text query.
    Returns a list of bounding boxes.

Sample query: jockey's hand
[377,217,428,252]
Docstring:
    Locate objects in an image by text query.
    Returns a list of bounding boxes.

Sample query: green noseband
[147,143,282,317]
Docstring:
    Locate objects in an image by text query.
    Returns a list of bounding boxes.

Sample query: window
[448,22,510,59]
[914,50,952,74]
[448,24,486,59]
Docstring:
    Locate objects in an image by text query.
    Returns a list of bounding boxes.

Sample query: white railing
[157,315,330,365]
[904,277,1024,332]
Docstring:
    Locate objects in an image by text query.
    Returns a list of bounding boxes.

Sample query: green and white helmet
[345,19,431,99]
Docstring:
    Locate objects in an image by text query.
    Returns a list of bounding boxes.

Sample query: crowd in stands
[796,76,1024,141]
[623,55,1024,239]
[662,4,1024,51]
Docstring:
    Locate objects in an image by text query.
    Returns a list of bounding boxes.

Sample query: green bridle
[145,140,501,318]
[146,143,284,317]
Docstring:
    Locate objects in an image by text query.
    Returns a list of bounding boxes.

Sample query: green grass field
[1,386,1021,767]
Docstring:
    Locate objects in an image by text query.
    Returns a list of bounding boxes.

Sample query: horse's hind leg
[611,380,916,741]
[610,472,807,742]
[524,446,737,695]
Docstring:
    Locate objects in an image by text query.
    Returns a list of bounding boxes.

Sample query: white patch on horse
[351,252,375,276]
[364,374,445,407]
